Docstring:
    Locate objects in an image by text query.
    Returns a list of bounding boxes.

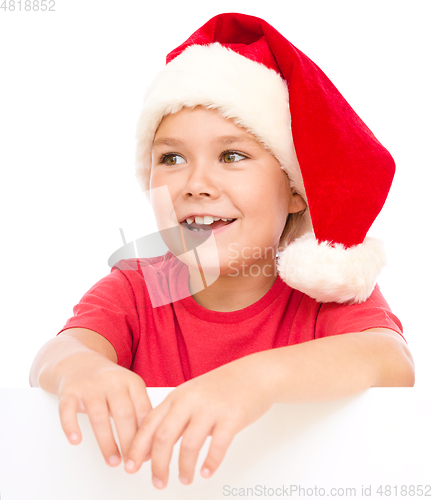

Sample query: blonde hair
[278,171,309,249]
[279,208,307,247]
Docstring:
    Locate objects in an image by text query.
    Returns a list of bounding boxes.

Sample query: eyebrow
[151,134,260,151]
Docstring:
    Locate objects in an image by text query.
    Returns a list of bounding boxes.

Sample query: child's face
[150,106,305,276]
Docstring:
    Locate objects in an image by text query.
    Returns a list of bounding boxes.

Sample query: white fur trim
[135,43,306,203]
[277,232,387,304]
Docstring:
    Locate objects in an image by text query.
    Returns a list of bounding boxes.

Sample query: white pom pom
[277,232,387,303]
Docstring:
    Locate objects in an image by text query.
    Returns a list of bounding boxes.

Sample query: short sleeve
[315,285,405,342]
[57,266,142,368]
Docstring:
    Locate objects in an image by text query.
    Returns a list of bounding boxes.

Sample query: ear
[287,191,307,214]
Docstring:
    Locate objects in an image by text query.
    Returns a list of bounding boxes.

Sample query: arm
[29,328,118,391]
[265,328,415,403]
[125,328,414,488]
[29,328,152,465]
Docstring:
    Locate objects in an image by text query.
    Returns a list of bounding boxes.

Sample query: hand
[124,354,274,488]
[57,356,152,467]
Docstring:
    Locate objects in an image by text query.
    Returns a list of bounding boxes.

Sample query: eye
[160,154,186,166]
[221,151,247,163]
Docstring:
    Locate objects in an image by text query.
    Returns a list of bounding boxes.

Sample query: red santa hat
[135,12,395,304]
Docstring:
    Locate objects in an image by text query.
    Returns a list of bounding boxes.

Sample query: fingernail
[152,476,164,489]
[125,459,135,472]
[108,455,121,466]
[69,432,79,443]
[201,467,211,478]
[179,476,190,485]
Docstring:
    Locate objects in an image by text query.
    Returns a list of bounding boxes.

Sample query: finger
[150,411,190,489]
[200,422,236,479]
[125,401,171,474]
[58,394,82,445]
[128,379,152,428]
[178,417,212,485]
[107,393,139,460]
[85,398,122,467]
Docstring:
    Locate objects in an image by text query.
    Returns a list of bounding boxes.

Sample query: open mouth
[180,217,237,232]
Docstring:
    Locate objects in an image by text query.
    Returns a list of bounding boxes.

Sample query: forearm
[250,330,415,404]
[29,335,116,394]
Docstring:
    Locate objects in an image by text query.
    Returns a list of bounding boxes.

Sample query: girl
[30,12,414,490]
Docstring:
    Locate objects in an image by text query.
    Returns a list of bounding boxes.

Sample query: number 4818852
[0,0,56,11]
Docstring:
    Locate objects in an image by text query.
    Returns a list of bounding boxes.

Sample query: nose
[182,162,220,198]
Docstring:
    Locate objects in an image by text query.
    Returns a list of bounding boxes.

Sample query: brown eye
[162,154,185,165]
[222,152,245,163]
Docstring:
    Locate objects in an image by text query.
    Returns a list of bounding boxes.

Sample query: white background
[0,0,431,388]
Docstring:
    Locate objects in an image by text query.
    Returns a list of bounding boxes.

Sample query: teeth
[184,215,234,225]
[203,215,213,225]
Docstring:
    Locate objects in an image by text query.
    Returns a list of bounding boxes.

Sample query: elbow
[392,358,415,387]
[377,336,416,387]
[399,344,415,387]
[29,356,42,388]
[406,370,416,387]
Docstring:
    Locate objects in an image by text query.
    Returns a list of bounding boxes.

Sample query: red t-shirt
[58,252,404,387]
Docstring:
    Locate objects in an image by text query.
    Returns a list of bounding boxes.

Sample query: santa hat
[135,13,395,304]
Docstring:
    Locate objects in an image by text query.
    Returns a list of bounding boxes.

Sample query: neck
[188,256,279,312]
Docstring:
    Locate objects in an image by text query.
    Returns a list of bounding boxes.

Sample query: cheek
[250,178,290,219]
[258,190,291,239]
[150,167,186,197]
[149,166,165,190]
[149,183,179,231]
[149,169,178,205]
